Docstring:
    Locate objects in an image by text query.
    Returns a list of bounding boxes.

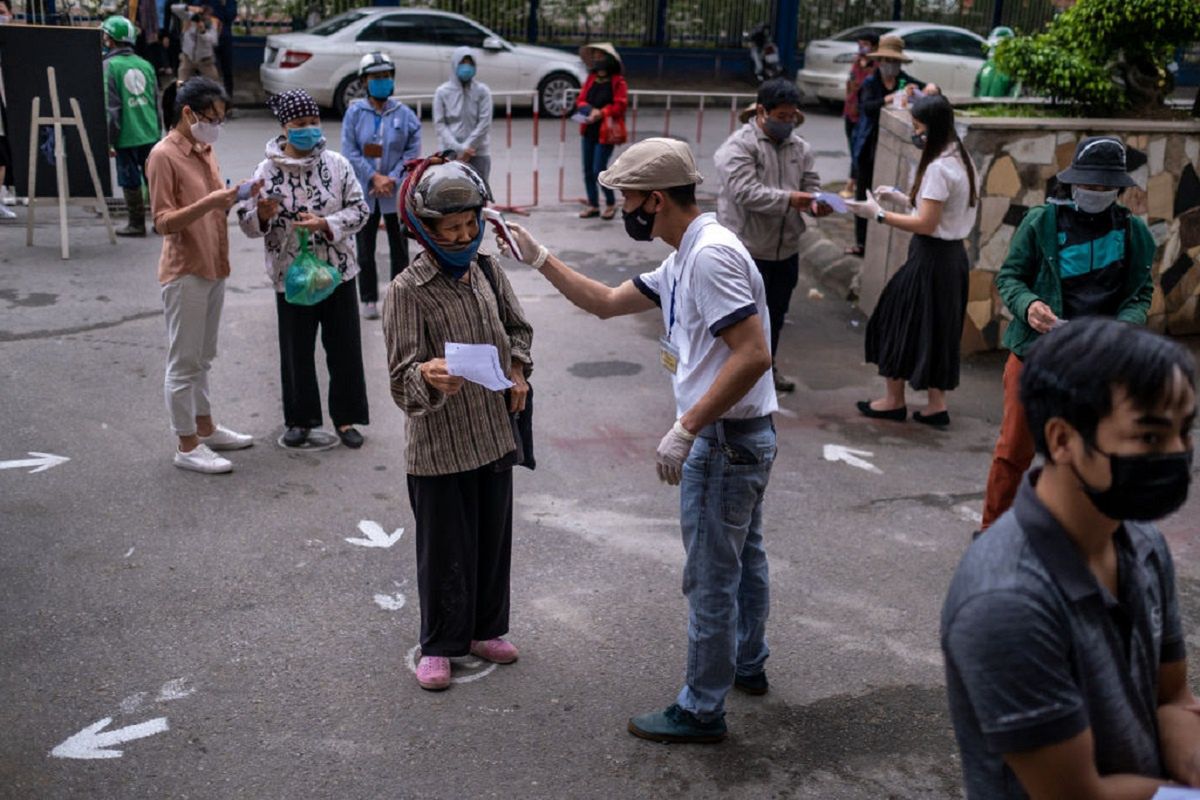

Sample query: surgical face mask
[858,44,870,55]
[1072,447,1192,522]
[763,116,794,142]
[456,63,476,82]
[911,132,928,150]
[1072,186,1119,215]
[287,126,323,152]
[188,111,221,145]
[879,62,901,79]
[416,210,485,279]
[367,77,393,99]
[622,198,657,242]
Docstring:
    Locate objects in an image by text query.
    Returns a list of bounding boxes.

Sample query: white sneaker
[174,443,233,474]
[200,424,254,451]
[0,205,15,219]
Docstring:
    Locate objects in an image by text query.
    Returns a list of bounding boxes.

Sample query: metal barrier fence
[396,88,756,212]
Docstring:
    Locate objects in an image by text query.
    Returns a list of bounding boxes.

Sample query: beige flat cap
[598,137,705,191]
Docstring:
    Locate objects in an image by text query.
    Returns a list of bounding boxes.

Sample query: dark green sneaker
[734,671,769,696]
[627,704,727,744]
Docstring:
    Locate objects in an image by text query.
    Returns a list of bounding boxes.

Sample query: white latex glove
[655,420,696,486]
[874,186,911,209]
[498,222,545,267]
[845,190,882,220]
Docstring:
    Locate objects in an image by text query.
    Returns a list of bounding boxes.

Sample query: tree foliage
[995,0,1200,113]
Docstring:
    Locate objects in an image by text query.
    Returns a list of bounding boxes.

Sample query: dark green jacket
[996,203,1155,358]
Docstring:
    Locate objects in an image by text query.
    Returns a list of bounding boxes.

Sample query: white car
[796,22,987,103]
[260,9,588,116]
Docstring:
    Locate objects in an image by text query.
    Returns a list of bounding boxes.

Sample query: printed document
[445,343,514,392]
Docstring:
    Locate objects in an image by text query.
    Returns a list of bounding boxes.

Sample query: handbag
[603,114,628,146]
[477,255,536,470]
[283,229,341,306]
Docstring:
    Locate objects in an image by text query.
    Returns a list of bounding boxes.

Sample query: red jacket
[577,73,628,145]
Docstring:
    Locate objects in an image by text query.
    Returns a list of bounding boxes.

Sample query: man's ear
[1043,417,1075,467]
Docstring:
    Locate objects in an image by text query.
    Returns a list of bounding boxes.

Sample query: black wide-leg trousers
[407,462,513,657]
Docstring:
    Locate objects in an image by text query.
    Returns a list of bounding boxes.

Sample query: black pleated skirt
[864,234,969,392]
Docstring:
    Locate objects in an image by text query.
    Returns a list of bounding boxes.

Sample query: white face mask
[187,110,221,145]
[1072,186,1118,215]
[0,14,11,23]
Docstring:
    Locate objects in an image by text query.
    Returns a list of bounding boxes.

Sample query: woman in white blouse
[848,94,977,427]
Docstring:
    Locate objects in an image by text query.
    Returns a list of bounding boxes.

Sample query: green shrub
[995,0,1200,114]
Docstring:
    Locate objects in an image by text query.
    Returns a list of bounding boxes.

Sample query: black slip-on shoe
[856,401,907,421]
[338,427,364,449]
[913,410,950,427]
[734,671,769,696]
[282,426,310,448]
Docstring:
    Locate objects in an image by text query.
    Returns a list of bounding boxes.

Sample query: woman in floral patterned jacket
[238,89,372,450]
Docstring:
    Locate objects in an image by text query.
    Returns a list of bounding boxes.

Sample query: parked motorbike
[746,23,783,83]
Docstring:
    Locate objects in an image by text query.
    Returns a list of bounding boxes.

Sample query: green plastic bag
[284,229,341,306]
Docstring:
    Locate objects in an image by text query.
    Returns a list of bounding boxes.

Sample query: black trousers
[215,40,234,100]
[855,148,877,250]
[408,463,513,657]
[274,278,369,429]
[753,254,800,358]
[356,207,409,303]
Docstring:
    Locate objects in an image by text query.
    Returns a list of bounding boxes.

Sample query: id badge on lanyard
[659,269,683,375]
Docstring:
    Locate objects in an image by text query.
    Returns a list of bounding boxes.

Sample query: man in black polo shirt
[942,317,1199,798]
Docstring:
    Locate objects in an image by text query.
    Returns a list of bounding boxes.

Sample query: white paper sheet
[1152,788,1200,799]
[814,191,849,214]
[569,110,590,124]
[444,343,514,392]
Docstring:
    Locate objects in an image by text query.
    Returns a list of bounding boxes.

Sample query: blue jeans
[581,138,615,208]
[676,418,775,722]
[115,143,154,190]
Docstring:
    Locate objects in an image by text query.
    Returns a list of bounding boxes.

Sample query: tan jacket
[714,122,821,261]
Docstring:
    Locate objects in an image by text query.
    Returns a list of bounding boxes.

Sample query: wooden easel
[25,66,116,259]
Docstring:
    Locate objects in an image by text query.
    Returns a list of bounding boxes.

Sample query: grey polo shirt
[941,470,1186,799]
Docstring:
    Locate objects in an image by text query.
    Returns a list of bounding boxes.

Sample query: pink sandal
[416,656,451,690]
[470,638,519,664]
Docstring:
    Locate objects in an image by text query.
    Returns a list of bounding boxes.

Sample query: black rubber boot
[116,188,146,237]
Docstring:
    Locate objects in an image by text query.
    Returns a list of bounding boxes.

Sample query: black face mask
[911,132,928,150]
[622,198,656,242]
[1072,447,1193,522]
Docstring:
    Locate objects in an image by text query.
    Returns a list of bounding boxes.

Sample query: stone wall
[858,108,1200,353]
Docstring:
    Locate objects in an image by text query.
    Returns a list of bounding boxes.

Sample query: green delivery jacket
[996,203,1155,358]
[103,47,160,150]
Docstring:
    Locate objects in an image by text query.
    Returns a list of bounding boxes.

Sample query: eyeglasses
[194,111,226,126]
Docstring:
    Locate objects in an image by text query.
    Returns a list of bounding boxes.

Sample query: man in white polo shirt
[503,138,777,743]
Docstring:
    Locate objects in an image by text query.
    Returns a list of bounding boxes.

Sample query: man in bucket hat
[499,137,778,743]
[979,136,1155,531]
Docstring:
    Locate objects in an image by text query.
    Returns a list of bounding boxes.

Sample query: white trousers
[161,274,225,436]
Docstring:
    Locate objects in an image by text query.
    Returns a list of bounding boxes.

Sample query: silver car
[260,9,588,116]
[797,22,988,104]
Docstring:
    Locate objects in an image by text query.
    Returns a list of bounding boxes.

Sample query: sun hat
[579,42,622,67]
[101,15,137,44]
[598,137,704,191]
[867,35,912,63]
[1056,136,1136,188]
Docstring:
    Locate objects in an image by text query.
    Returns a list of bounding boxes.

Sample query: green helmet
[101,15,137,45]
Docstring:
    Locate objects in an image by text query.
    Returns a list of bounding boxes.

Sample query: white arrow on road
[0,452,70,474]
[823,444,883,475]
[345,520,405,549]
[50,716,169,760]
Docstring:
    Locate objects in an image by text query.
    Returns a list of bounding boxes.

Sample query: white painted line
[0,452,70,474]
[822,444,882,474]
[404,645,498,684]
[374,592,406,611]
[155,678,195,702]
[345,520,404,549]
[50,716,169,760]
[954,504,983,525]
[118,693,147,715]
[123,547,135,558]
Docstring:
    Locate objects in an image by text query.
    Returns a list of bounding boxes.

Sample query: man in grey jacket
[433,47,493,186]
[715,78,829,393]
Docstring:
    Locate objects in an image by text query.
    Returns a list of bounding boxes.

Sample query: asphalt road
[1,111,1198,799]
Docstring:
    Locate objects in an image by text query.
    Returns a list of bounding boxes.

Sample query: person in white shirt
[501,138,777,744]
[847,94,978,427]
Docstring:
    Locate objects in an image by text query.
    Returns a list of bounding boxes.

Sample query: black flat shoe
[913,410,950,427]
[856,400,907,421]
[338,427,364,449]
[282,426,310,448]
